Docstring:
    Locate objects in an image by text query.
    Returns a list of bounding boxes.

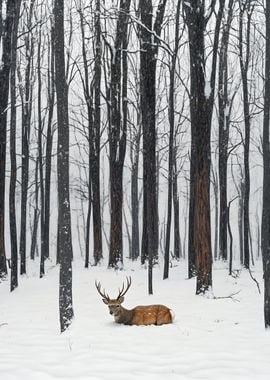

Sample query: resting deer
[95,276,174,326]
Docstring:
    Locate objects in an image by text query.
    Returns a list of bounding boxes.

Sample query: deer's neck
[115,306,134,325]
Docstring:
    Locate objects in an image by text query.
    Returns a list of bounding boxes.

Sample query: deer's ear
[118,296,124,304]
[102,298,109,305]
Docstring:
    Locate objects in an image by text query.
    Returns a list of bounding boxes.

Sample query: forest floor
[0,259,269,379]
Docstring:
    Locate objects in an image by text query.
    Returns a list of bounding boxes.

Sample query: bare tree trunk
[54,0,74,332]
[239,0,254,270]
[108,0,130,268]
[173,146,181,259]
[184,0,224,293]
[36,24,47,278]
[211,167,219,260]
[0,0,15,279]
[91,0,103,265]
[262,0,270,329]
[218,0,234,261]
[43,23,55,263]
[164,0,181,279]
[131,120,141,261]
[10,0,21,291]
[140,0,167,293]
[18,0,34,276]
[30,158,40,260]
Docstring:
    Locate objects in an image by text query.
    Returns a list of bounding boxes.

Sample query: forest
[1,1,270,375]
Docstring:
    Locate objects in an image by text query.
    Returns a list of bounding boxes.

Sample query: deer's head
[95,276,132,318]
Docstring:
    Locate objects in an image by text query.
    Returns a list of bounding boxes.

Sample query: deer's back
[131,304,174,325]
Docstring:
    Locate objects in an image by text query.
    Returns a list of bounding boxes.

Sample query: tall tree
[139,0,167,293]
[218,0,234,261]
[163,0,181,279]
[43,16,55,265]
[9,0,22,291]
[262,0,270,328]
[18,0,35,275]
[0,0,16,279]
[77,0,103,267]
[184,0,224,293]
[107,0,131,268]
[238,0,254,269]
[91,0,103,266]
[54,0,74,332]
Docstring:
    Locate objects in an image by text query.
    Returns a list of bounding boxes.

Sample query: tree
[18,0,35,276]
[262,0,270,328]
[54,0,74,332]
[218,0,234,261]
[184,0,224,293]
[139,0,167,293]
[0,0,16,279]
[238,0,255,269]
[9,0,22,291]
[163,0,181,279]
[43,14,55,266]
[107,0,131,268]
[77,0,103,267]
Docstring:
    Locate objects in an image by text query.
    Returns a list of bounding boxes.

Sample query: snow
[1,261,270,379]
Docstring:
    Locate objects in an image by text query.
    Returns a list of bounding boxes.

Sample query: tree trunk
[91,0,103,265]
[218,0,234,261]
[30,159,40,260]
[0,0,15,279]
[184,0,224,293]
[54,0,74,332]
[131,122,141,261]
[262,0,270,328]
[140,0,167,293]
[43,23,55,263]
[10,0,21,291]
[164,0,181,279]
[108,0,130,268]
[37,26,46,278]
[173,150,181,259]
[239,0,253,270]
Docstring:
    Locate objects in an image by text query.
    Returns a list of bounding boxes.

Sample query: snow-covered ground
[0,260,269,380]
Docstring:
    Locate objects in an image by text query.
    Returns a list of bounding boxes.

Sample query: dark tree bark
[54,0,74,332]
[9,0,21,291]
[139,0,167,293]
[173,146,181,260]
[130,119,141,261]
[0,0,15,279]
[30,158,40,260]
[164,0,181,279]
[77,5,92,268]
[262,0,270,329]
[78,1,103,267]
[218,0,234,261]
[238,0,254,270]
[38,24,46,278]
[91,0,103,266]
[227,197,237,276]
[184,0,224,293]
[108,0,131,268]
[18,0,34,276]
[43,23,55,264]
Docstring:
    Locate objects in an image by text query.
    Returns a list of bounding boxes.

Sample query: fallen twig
[213,290,241,302]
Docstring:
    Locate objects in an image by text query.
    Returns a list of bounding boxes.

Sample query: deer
[95,276,174,326]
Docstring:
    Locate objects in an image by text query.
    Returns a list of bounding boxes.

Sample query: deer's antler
[117,276,132,300]
[95,280,111,302]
